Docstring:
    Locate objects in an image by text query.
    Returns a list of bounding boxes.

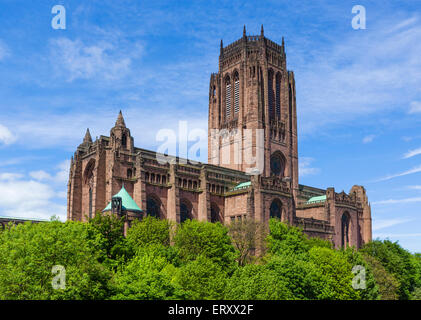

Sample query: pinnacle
[83,128,92,143]
[115,110,126,127]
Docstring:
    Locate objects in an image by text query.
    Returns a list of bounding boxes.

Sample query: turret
[110,110,134,152]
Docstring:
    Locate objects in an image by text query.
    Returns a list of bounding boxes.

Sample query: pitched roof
[231,181,251,191]
[306,195,327,204]
[103,186,143,213]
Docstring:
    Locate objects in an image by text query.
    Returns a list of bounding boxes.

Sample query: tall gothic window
[180,200,192,223]
[268,70,274,120]
[270,199,282,219]
[225,76,231,120]
[210,203,221,223]
[147,196,161,219]
[234,72,240,115]
[341,213,350,248]
[122,133,127,149]
[88,188,93,220]
[275,73,281,118]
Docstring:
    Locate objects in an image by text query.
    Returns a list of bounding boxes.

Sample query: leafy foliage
[361,240,417,299]
[174,220,237,272]
[0,216,418,300]
[0,221,111,300]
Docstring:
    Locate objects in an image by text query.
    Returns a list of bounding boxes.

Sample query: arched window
[234,72,240,115]
[341,213,350,248]
[180,199,192,223]
[270,199,282,219]
[270,152,286,177]
[127,168,133,179]
[225,76,231,120]
[122,133,127,149]
[211,203,221,223]
[146,196,161,219]
[268,69,274,120]
[88,188,93,220]
[275,72,281,118]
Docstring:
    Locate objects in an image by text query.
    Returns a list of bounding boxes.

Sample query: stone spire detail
[83,128,92,144]
[243,25,246,37]
[115,110,126,127]
[261,24,264,37]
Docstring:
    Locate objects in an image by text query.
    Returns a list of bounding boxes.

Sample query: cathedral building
[67,26,372,248]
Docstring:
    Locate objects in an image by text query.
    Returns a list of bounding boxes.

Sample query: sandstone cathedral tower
[67,27,372,248]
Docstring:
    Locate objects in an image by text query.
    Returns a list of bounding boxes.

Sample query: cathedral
[67,26,372,249]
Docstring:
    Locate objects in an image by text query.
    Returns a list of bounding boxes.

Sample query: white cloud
[0,39,10,61]
[0,173,24,181]
[403,147,421,159]
[295,16,421,133]
[0,160,70,220]
[408,101,421,114]
[29,160,70,184]
[29,170,52,181]
[375,164,421,182]
[49,37,140,82]
[372,218,412,231]
[408,185,421,190]
[362,135,376,144]
[373,233,421,239]
[372,196,421,205]
[0,177,66,220]
[0,124,16,145]
[299,157,320,177]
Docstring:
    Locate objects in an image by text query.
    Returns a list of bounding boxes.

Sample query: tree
[87,211,127,269]
[224,263,294,300]
[341,247,379,300]
[126,216,172,250]
[173,255,227,300]
[111,244,179,300]
[0,221,111,300]
[228,219,267,266]
[362,254,399,300]
[266,219,310,257]
[174,220,237,272]
[361,240,417,300]
[307,247,360,300]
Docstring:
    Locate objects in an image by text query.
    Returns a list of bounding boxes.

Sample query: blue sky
[0,0,420,252]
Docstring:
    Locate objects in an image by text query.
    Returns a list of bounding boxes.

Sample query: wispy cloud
[372,196,421,205]
[296,15,421,133]
[372,218,413,231]
[0,39,10,61]
[0,162,69,220]
[408,101,421,114]
[0,124,16,145]
[362,135,376,144]
[374,233,421,239]
[49,37,142,82]
[403,147,421,159]
[299,157,320,177]
[375,165,421,182]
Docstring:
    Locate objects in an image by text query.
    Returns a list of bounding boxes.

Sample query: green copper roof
[306,195,326,204]
[232,181,251,191]
[103,186,143,213]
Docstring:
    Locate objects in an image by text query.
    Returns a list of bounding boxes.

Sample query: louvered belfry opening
[225,76,231,120]
[234,72,240,115]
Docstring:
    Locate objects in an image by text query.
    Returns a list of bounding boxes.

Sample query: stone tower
[208,25,299,199]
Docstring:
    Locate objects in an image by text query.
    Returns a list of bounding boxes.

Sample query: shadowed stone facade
[67,27,372,249]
